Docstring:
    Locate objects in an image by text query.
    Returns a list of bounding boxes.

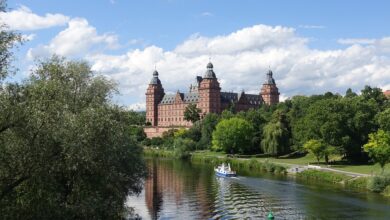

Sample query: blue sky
[2,0,390,109]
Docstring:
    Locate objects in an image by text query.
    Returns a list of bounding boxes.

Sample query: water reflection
[127,159,390,219]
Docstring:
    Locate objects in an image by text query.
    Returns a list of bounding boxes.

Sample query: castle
[144,62,279,137]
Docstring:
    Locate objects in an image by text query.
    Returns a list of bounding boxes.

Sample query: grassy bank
[145,149,390,196]
[144,148,175,158]
[191,154,287,174]
[296,169,369,190]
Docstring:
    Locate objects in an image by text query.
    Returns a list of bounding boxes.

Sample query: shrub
[367,175,390,193]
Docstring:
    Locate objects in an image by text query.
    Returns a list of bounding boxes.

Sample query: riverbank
[144,148,390,195]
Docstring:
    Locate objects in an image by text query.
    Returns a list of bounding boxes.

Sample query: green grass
[191,150,387,175]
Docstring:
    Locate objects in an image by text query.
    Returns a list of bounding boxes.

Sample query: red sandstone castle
[145,62,279,137]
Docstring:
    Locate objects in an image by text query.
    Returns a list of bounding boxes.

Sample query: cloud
[298,25,326,29]
[200,12,213,17]
[0,5,69,30]
[337,38,376,45]
[127,102,146,111]
[86,24,390,106]
[22,34,36,41]
[24,22,390,106]
[27,18,119,59]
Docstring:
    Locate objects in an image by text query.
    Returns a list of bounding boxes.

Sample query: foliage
[184,103,201,123]
[364,130,390,173]
[261,110,290,156]
[173,138,196,159]
[198,113,219,149]
[212,117,254,154]
[0,1,22,80]
[367,174,390,193]
[296,170,348,184]
[377,108,390,132]
[0,57,147,219]
[304,139,326,163]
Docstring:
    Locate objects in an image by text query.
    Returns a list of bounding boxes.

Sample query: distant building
[144,62,279,137]
[384,90,390,99]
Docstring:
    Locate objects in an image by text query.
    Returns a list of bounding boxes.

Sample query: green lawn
[192,150,387,175]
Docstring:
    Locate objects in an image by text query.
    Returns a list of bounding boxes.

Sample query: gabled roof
[160,92,199,104]
[221,92,263,105]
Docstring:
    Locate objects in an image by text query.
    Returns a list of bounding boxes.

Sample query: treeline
[144,87,390,164]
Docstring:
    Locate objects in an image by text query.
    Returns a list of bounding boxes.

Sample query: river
[126,158,390,219]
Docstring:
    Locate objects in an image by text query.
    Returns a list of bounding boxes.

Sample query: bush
[297,170,348,184]
[367,175,390,193]
[382,185,390,197]
[173,138,196,159]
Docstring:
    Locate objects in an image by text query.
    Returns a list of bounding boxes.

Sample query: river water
[126,159,390,219]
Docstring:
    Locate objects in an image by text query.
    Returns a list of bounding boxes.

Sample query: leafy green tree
[0,57,147,219]
[364,130,390,173]
[261,110,290,156]
[212,117,254,154]
[377,108,390,132]
[173,138,196,159]
[304,139,326,163]
[0,1,22,80]
[345,88,357,98]
[184,103,201,123]
[361,85,387,109]
[198,113,219,149]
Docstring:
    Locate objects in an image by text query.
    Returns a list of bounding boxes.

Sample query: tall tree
[261,110,290,156]
[212,117,254,154]
[0,0,22,80]
[0,57,147,219]
[364,130,390,173]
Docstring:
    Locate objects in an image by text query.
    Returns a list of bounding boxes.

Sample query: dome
[150,70,161,85]
[204,62,216,78]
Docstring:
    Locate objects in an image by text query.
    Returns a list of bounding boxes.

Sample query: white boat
[214,163,237,177]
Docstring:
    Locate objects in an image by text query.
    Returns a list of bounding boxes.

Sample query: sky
[1,0,390,110]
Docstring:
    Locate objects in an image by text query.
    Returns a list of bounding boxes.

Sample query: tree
[184,103,201,123]
[0,57,147,219]
[261,110,290,156]
[173,138,196,159]
[198,113,219,149]
[364,130,390,173]
[303,139,327,164]
[377,108,390,132]
[0,0,22,80]
[345,88,357,98]
[211,117,254,154]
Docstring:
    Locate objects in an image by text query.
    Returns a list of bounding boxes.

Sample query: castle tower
[146,70,165,126]
[260,69,279,105]
[198,62,221,115]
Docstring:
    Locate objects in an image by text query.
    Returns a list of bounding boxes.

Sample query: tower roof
[204,62,216,79]
[265,69,276,85]
[150,70,161,85]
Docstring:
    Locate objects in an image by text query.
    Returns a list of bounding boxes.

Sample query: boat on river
[215,163,237,177]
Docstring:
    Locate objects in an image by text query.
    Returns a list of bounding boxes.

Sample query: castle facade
[144,62,279,137]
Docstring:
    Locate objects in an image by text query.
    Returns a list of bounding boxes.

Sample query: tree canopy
[364,130,390,173]
[212,117,254,154]
[0,57,147,219]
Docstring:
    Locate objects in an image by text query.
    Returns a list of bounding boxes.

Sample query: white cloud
[22,34,36,41]
[337,38,376,45]
[200,12,213,17]
[127,102,146,111]
[23,22,390,105]
[87,24,390,105]
[0,5,69,30]
[27,18,119,59]
[298,25,326,29]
